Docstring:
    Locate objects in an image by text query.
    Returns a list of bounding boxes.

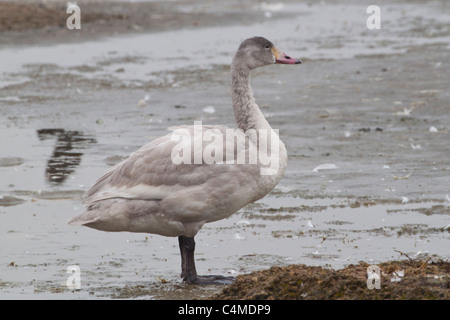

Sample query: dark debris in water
[37,129,96,185]
[0,157,24,167]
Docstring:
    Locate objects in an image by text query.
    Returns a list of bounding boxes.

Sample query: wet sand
[0,0,449,299]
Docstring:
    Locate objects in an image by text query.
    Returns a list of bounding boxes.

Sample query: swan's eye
[264,44,270,50]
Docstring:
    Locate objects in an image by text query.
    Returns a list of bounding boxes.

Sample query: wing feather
[83,125,259,205]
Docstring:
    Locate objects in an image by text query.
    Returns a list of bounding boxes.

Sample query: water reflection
[37,129,96,184]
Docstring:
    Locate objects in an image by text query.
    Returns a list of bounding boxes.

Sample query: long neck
[231,60,271,131]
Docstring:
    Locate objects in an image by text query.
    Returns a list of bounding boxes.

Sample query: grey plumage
[68,36,300,284]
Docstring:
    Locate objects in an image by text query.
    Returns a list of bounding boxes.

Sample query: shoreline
[0,0,295,47]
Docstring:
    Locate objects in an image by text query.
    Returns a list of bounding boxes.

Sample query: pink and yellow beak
[271,47,301,64]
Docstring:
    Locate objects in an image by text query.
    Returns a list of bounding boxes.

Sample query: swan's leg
[178,235,235,285]
[178,235,197,282]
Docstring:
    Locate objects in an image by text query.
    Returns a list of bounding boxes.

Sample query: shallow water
[1,1,449,88]
[0,192,448,299]
[0,0,449,299]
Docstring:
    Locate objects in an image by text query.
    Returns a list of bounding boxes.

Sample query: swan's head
[234,36,301,70]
